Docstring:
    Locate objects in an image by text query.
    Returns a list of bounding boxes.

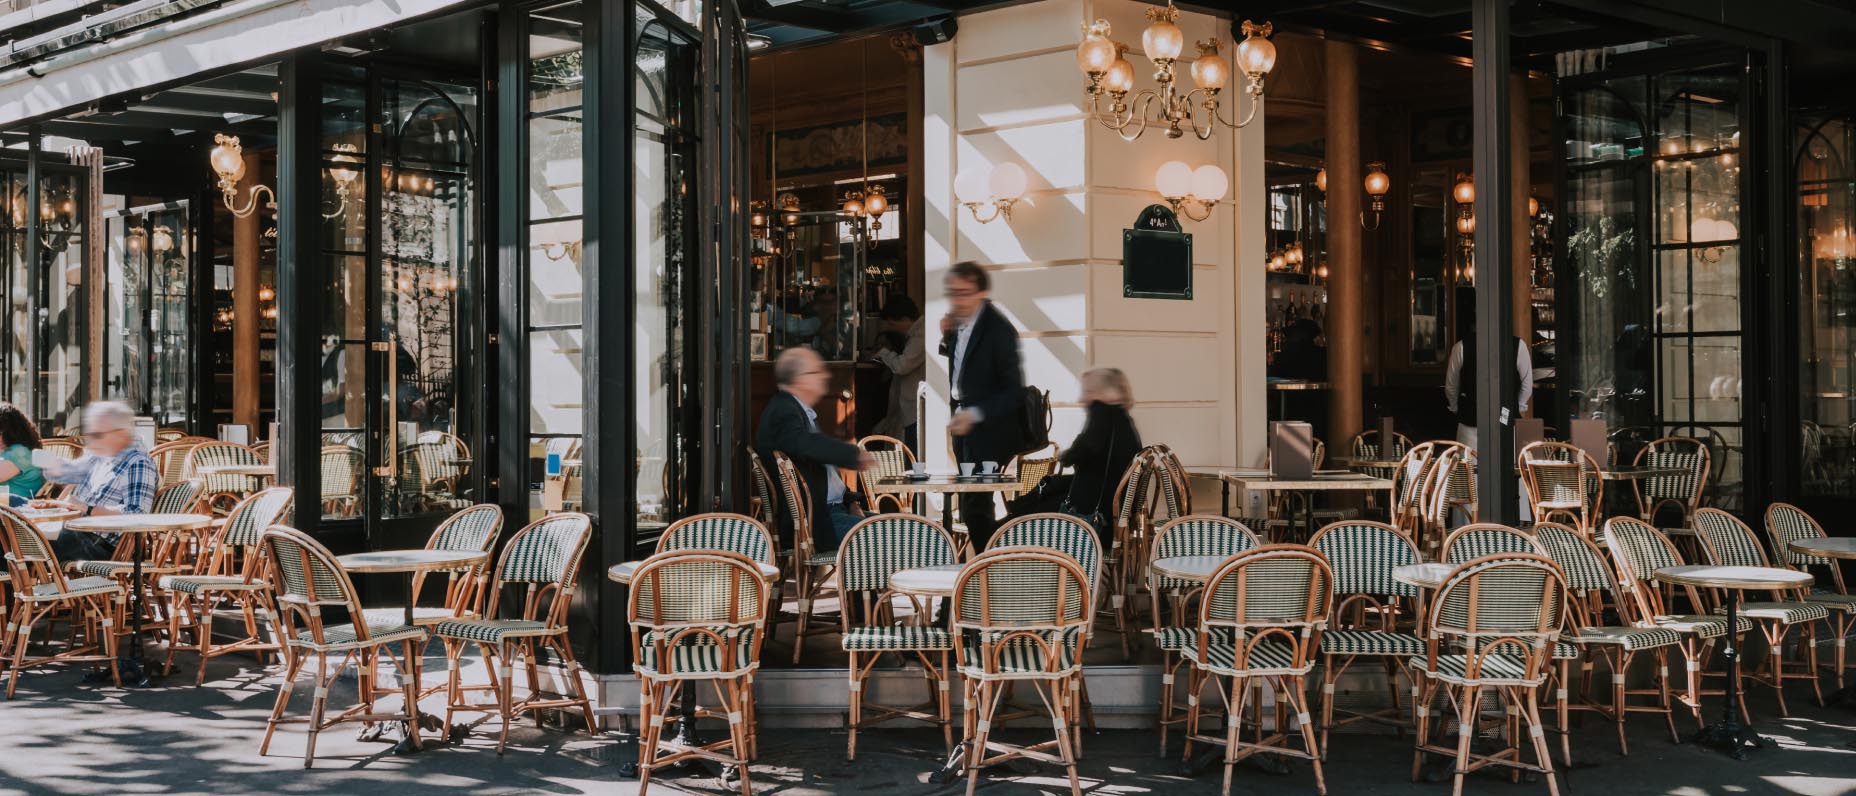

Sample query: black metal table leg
[1691,592,1763,758]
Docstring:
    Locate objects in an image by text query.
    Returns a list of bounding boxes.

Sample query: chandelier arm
[1184,201,1212,223]
[1178,90,1216,141]
[966,202,1003,224]
[1102,92,1159,141]
[223,184,275,219]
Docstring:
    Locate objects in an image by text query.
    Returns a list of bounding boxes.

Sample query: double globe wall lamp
[840,183,889,249]
[955,162,1028,224]
[211,134,362,220]
[1075,2,1276,141]
[1314,161,1391,230]
[1154,160,1227,222]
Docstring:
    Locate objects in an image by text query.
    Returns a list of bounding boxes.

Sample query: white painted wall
[923,0,1267,475]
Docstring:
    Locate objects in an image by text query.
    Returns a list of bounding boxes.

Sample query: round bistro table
[336,548,490,753]
[63,513,212,686]
[1654,564,1813,758]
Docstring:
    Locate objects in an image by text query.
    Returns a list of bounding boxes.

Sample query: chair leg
[727,677,753,796]
[1451,685,1479,796]
[847,651,862,761]
[401,640,424,753]
[194,594,213,686]
[260,648,305,756]
[1157,653,1175,757]
[496,641,515,754]
[1657,649,1679,744]
[553,638,599,736]
[1319,654,1340,760]
[1286,677,1326,795]
[1410,675,1435,783]
[1523,687,1561,796]
[966,679,994,796]
[936,652,953,754]
[5,603,34,700]
[442,639,464,739]
[163,595,184,677]
[638,680,661,795]
[1052,678,1082,796]
[305,653,330,768]
[1221,675,1248,796]
[1613,651,1631,756]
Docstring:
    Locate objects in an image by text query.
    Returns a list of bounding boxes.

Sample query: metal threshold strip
[0,0,232,72]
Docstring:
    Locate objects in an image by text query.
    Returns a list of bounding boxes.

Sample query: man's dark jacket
[755,390,862,547]
[940,300,1025,462]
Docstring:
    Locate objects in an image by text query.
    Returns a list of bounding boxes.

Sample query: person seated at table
[1058,368,1142,540]
[37,401,158,563]
[0,402,45,506]
[756,347,875,554]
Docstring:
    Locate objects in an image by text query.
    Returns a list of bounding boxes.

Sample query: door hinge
[370,341,391,352]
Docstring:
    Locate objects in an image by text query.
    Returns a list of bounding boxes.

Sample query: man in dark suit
[756,346,876,553]
[940,261,1025,548]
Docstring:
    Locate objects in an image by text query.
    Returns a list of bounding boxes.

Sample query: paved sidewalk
[1,656,1853,796]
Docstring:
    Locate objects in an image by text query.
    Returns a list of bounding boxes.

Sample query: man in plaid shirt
[42,401,157,563]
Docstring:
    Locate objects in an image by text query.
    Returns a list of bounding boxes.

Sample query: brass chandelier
[1075,1,1276,141]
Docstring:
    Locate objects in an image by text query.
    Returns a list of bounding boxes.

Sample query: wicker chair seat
[72,560,184,578]
[292,621,427,651]
[23,576,122,601]
[635,629,759,677]
[841,624,953,651]
[362,607,473,627]
[1152,625,1237,651]
[1721,601,1829,624]
[1177,636,1308,676]
[1805,592,1856,612]
[1565,625,1684,651]
[1319,629,1426,657]
[1408,653,1544,686]
[957,628,1083,678]
[159,574,268,594]
[1650,613,1751,638]
[432,618,556,643]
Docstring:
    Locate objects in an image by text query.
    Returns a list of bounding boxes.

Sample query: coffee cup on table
[911,461,928,476]
[981,461,999,476]
[959,462,976,477]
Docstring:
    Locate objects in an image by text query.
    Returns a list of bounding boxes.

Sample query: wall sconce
[210,134,274,218]
[1361,161,1390,230]
[125,227,146,255]
[779,193,801,225]
[540,240,583,263]
[955,162,1028,224]
[1154,160,1227,222]
[324,144,362,219]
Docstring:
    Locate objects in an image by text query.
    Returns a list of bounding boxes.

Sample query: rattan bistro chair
[161,487,295,684]
[856,435,917,513]
[361,504,505,631]
[1633,438,1709,531]
[256,525,427,768]
[1533,522,1682,761]
[1601,517,1749,728]
[629,549,768,796]
[1147,515,1260,755]
[1180,545,1333,796]
[433,512,598,753]
[320,445,363,518]
[1006,441,1060,502]
[1441,523,1546,564]
[0,507,124,698]
[772,452,841,664]
[952,546,1092,796]
[1408,554,1567,796]
[837,514,959,760]
[184,441,265,513]
[1309,520,1425,757]
[1764,503,1856,689]
[1519,442,1602,537]
[1692,508,1829,715]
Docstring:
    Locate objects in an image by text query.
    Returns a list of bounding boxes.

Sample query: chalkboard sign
[1123,204,1193,300]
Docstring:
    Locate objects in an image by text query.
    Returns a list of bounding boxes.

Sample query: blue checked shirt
[51,444,158,540]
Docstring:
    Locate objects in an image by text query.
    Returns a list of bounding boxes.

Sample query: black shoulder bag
[1057,427,1115,533]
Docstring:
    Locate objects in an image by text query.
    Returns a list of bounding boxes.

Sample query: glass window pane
[529,329,583,435]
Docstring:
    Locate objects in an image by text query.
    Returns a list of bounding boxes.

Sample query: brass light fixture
[1452,172,1475,239]
[1154,160,1227,222]
[956,162,1028,224]
[779,193,801,225]
[1361,161,1391,230]
[1076,3,1276,141]
[210,134,273,218]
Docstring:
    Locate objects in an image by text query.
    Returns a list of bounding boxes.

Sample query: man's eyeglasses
[944,288,978,299]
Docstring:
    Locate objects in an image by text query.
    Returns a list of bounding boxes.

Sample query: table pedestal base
[1692,720,1764,760]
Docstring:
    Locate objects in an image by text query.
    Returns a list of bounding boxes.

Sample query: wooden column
[1324,39,1363,452]
[76,147,103,405]
[894,33,926,308]
[233,151,262,428]
[1508,72,1532,348]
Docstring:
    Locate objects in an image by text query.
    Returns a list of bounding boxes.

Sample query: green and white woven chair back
[746,450,778,526]
[320,445,362,500]
[1204,547,1331,627]
[432,504,503,554]
[1693,508,1768,567]
[224,488,295,547]
[1640,444,1703,504]
[1433,555,1564,641]
[1527,459,1586,505]
[1766,503,1830,568]
[261,526,352,606]
[660,513,774,565]
[1152,449,1191,519]
[1602,518,1682,583]
[1533,522,1614,593]
[1311,521,1419,598]
[500,513,594,584]
[152,442,196,488]
[0,506,52,563]
[955,550,1090,630]
[629,552,768,626]
[772,453,813,552]
[189,442,262,494]
[1152,516,1260,590]
[1396,445,1439,514]
[1443,525,1544,565]
[1112,451,1154,528]
[153,479,204,514]
[838,515,956,593]
[993,514,1102,587]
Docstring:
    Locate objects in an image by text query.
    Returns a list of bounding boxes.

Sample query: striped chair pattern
[1693,508,1829,715]
[951,547,1092,796]
[1601,517,1749,729]
[855,435,916,513]
[0,506,124,698]
[1519,441,1602,536]
[745,449,779,533]
[319,445,362,517]
[1534,522,1682,760]
[256,525,427,768]
[1633,438,1708,531]
[1423,446,1478,554]
[772,452,840,664]
[150,440,200,491]
[70,479,206,587]
[1309,520,1424,756]
[1183,545,1332,796]
[835,515,958,760]
[1442,523,1545,565]
[1147,515,1261,755]
[1764,503,1856,690]
[1105,449,1156,642]
[627,550,767,796]
[162,487,294,685]
[183,442,265,513]
[657,512,775,565]
[995,512,1116,671]
[1410,554,1566,796]
[362,504,506,635]
[434,512,598,754]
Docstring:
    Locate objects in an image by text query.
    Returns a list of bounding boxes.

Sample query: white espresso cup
[981,461,1000,475]
[911,461,927,476]
[959,462,976,477]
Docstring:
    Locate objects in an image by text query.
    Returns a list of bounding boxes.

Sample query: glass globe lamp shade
[1191,46,1229,91]
[1455,214,1476,235]
[863,188,888,217]
[988,162,1028,201]
[1236,32,1276,76]
[841,194,863,216]
[955,171,990,205]
[125,229,145,254]
[151,227,174,254]
[1154,160,1194,199]
[1270,252,1286,270]
[1452,175,1475,205]
[209,139,246,183]
[1528,196,1540,217]
[1190,164,1228,201]
[1077,26,1118,75]
[1143,18,1184,63]
[1315,168,1327,193]
[1104,56,1136,94]
[1364,162,1391,197]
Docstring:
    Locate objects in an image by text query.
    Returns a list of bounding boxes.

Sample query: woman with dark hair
[0,402,44,504]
